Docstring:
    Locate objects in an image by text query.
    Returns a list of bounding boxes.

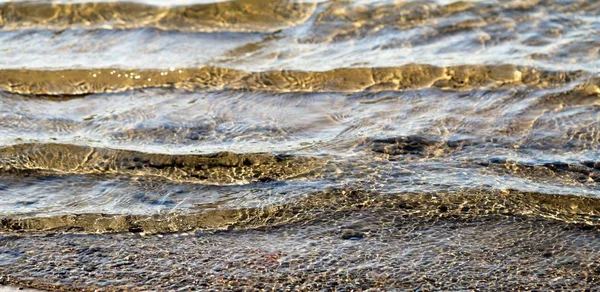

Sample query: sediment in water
[2,189,599,234]
[0,143,324,185]
[370,135,600,184]
[0,65,595,95]
[1,187,600,290]
[1,212,599,291]
[0,0,316,33]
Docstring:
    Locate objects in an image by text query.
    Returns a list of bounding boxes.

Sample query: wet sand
[1,212,599,291]
[1,190,600,290]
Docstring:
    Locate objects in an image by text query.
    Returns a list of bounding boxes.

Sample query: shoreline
[1,211,599,290]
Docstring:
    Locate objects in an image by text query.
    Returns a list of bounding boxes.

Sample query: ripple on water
[0,0,600,289]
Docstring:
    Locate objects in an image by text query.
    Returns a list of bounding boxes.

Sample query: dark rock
[341,230,364,240]
[128,226,143,233]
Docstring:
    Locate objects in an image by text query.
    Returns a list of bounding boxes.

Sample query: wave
[302,0,600,43]
[2,188,599,234]
[0,143,324,185]
[0,0,316,33]
[0,65,597,95]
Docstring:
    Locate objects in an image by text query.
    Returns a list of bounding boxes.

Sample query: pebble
[341,230,364,240]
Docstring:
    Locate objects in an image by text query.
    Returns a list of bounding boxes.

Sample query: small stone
[341,230,364,240]
[489,65,522,82]
[583,83,600,96]
[128,226,143,233]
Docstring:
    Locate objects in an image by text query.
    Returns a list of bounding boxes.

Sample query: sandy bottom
[1,211,599,291]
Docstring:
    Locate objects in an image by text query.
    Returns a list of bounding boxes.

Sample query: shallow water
[0,0,600,290]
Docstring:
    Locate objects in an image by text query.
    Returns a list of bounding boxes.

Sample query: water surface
[0,0,599,290]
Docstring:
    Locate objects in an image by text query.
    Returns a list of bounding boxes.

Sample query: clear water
[0,1,600,289]
[0,0,599,218]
